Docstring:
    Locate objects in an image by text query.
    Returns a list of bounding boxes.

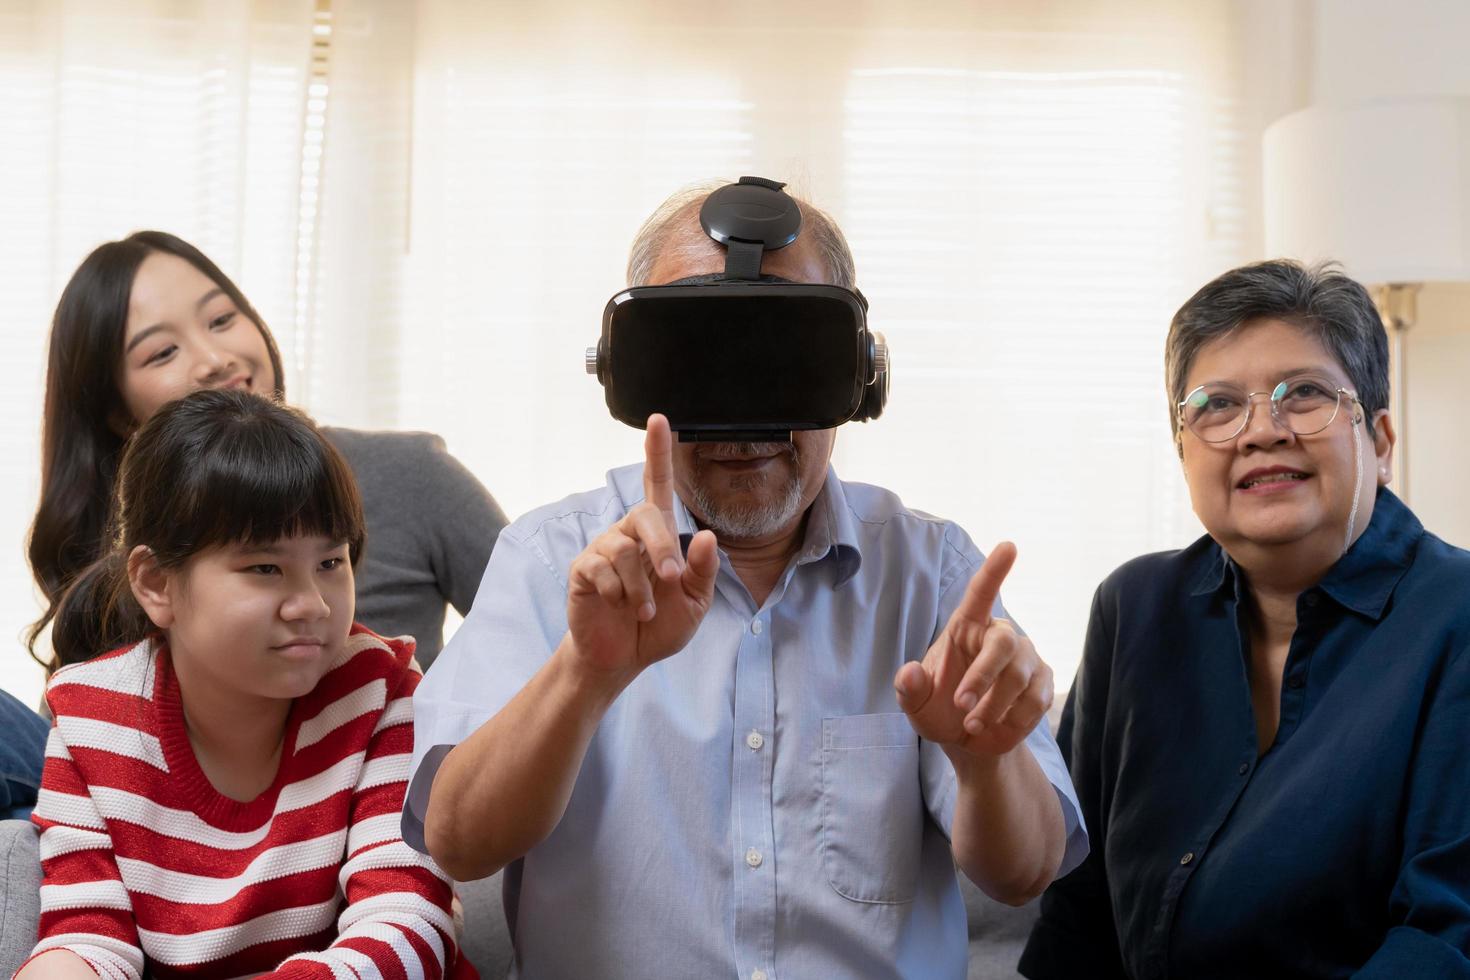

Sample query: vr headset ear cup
[849,291,884,422]
[857,369,888,422]
[855,345,888,422]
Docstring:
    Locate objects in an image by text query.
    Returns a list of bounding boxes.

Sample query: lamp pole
[1370,283,1419,502]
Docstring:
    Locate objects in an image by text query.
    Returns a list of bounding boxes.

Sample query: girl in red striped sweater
[16,389,475,980]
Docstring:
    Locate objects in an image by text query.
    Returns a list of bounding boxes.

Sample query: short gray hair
[1165,259,1389,436]
[626,180,857,289]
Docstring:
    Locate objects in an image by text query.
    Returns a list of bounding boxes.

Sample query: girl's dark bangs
[183,423,365,557]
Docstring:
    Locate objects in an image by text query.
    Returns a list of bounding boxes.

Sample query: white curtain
[0,0,1252,707]
[395,0,1248,697]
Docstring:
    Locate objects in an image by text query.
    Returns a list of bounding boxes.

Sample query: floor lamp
[1263,98,1470,502]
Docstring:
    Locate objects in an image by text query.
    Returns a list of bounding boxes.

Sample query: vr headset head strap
[699,176,803,280]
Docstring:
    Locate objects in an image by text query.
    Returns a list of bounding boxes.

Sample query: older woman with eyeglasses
[1020,260,1470,979]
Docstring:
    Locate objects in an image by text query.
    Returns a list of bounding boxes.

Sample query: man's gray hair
[626,180,857,289]
[1164,259,1389,436]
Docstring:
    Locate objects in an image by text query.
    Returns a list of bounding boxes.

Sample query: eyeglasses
[1177,375,1357,444]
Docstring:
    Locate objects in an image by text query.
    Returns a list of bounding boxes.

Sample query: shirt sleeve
[267,666,464,980]
[1018,584,1128,980]
[419,435,509,618]
[1352,644,1470,978]
[21,726,146,980]
[919,538,1088,879]
[402,526,570,854]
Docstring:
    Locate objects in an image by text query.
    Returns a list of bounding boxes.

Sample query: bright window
[0,0,1248,708]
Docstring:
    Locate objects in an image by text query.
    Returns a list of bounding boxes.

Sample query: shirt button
[1237,763,1249,776]
[745,847,763,868]
[1304,592,1320,608]
[752,971,768,980]
[746,730,765,751]
[751,618,763,634]
[1180,851,1195,865]
[1288,676,1304,689]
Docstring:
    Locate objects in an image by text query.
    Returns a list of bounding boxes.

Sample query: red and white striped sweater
[21,625,474,980]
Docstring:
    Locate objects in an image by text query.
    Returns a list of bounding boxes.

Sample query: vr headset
[586,176,890,442]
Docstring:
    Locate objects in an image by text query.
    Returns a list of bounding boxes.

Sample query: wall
[1307,0,1470,545]
[1407,284,1470,545]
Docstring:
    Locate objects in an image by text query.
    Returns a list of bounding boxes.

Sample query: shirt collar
[1316,488,1421,618]
[674,465,863,587]
[1188,545,1234,598]
[1188,488,1422,620]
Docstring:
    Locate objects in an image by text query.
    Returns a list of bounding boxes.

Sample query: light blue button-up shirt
[405,464,1087,979]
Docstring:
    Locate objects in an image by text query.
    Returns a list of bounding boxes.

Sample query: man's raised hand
[893,542,1054,757]
[565,414,720,683]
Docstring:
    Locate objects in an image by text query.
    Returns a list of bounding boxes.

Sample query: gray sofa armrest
[0,819,41,979]
[453,872,510,978]
[962,873,1037,979]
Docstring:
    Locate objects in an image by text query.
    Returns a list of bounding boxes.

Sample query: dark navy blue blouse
[1020,489,1470,979]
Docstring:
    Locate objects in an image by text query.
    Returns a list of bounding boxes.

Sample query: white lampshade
[1263,98,1470,284]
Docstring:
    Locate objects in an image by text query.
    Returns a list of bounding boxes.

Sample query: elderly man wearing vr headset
[404,178,1087,978]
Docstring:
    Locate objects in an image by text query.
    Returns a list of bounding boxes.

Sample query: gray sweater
[324,427,506,669]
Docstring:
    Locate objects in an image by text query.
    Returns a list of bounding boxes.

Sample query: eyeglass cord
[1343,407,1364,557]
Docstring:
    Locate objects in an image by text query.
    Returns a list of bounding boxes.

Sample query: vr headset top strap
[668,272,872,314]
[699,176,802,280]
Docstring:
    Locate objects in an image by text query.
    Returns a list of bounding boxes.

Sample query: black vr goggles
[587,176,890,442]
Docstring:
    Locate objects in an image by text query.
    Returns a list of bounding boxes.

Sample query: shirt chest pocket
[819,712,924,905]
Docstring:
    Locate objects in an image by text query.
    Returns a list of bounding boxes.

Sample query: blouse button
[1237,763,1249,776]
[1180,851,1195,866]
[1288,676,1305,689]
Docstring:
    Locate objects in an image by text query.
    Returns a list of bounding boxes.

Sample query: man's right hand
[565,413,720,684]
[426,415,718,881]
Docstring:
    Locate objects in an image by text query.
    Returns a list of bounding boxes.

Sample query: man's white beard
[688,442,805,541]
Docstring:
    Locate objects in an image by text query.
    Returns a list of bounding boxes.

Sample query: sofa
[0,819,1036,978]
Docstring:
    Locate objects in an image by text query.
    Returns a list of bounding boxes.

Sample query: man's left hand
[894,542,1054,757]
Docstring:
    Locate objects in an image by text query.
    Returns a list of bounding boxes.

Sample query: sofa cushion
[962,874,1037,979]
[454,871,511,977]
[0,820,41,979]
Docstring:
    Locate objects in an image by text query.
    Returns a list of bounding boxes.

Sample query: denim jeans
[0,687,48,820]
